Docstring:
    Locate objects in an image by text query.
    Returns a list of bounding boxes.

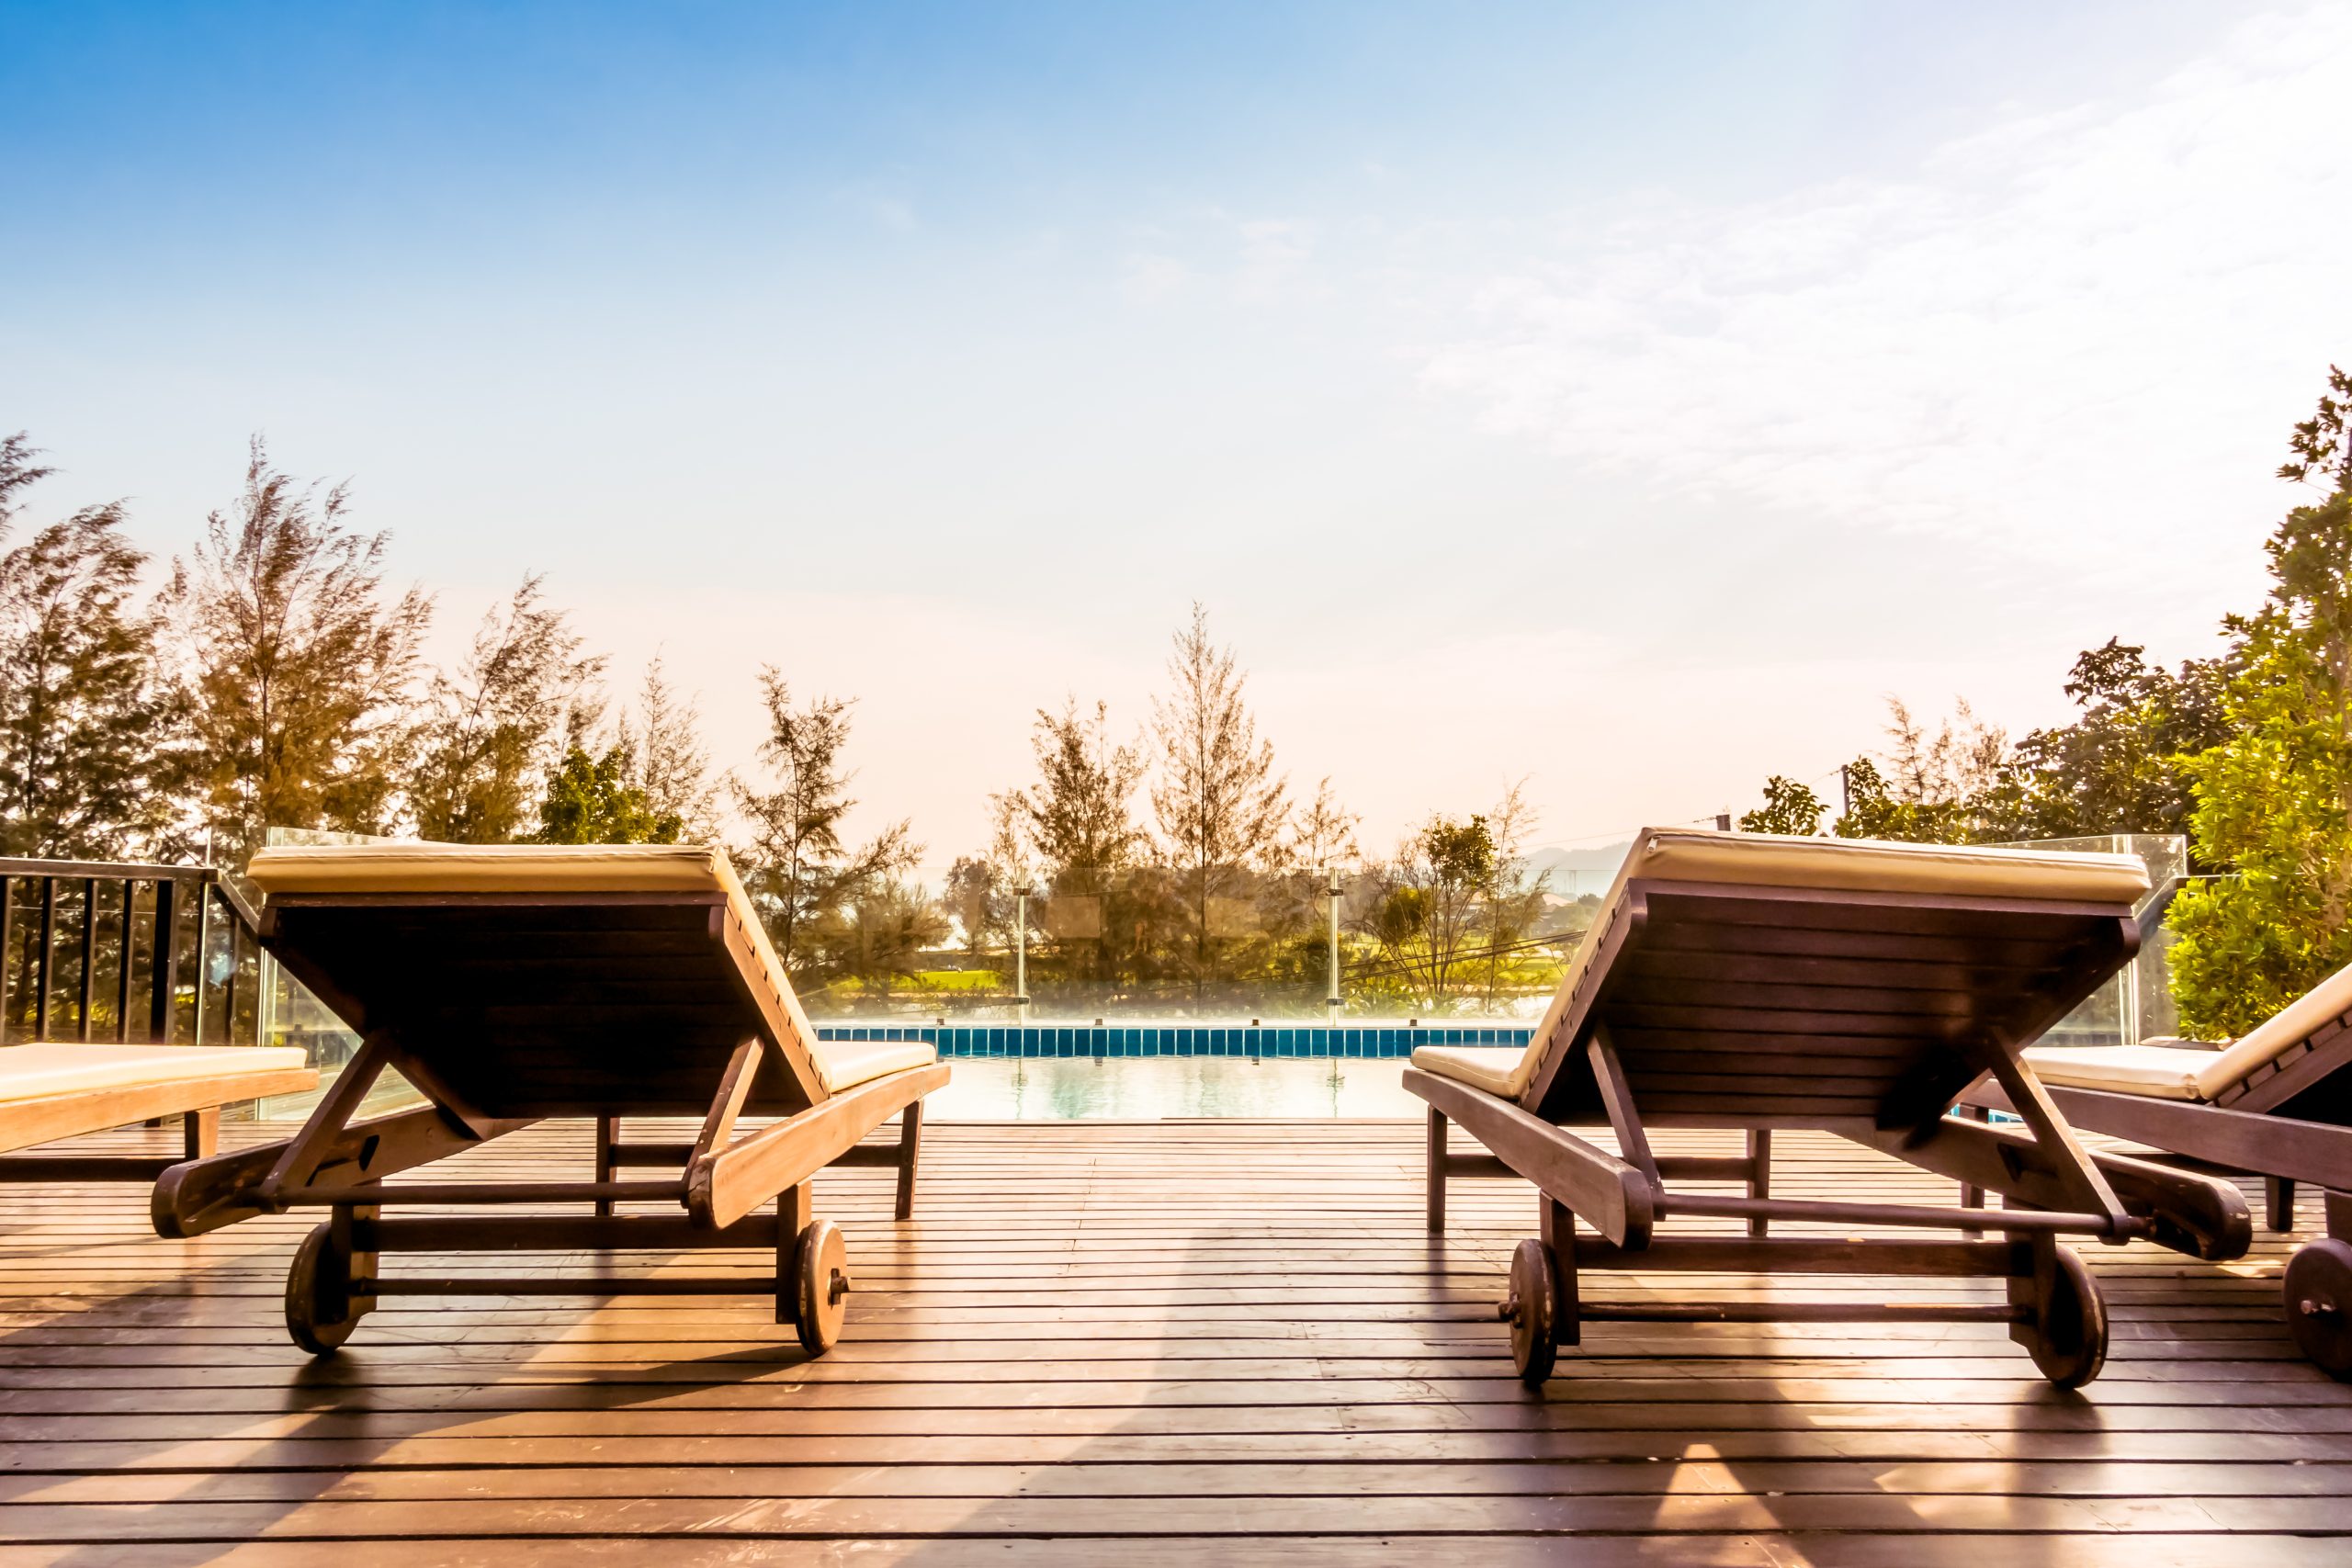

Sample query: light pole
[1013,884,1033,1027]
[1326,864,1343,1021]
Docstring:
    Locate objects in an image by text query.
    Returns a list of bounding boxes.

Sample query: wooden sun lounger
[0,1043,316,1180]
[1405,829,2251,1390]
[1961,960,2352,1375]
[150,842,949,1358]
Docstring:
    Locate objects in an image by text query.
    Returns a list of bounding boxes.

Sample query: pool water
[923,1057,1428,1120]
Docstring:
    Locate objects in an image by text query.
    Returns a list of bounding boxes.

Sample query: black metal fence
[0,858,264,1047]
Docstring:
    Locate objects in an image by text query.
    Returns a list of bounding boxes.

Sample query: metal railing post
[149,876,177,1044]
[0,876,13,1045]
[191,883,211,1044]
[77,877,96,1041]
[34,878,56,1040]
[114,878,133,1042]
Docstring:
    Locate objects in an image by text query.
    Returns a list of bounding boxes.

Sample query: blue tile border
[811,1022,1535,1059]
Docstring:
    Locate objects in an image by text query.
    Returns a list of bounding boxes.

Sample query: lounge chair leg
[2267,1175,2298,1234]
[894,1100,924,1222]
[2329,1191,2352,1243]
[593,1116,617,1220]
[776,1181,814,1326]
[182,1108,218,1161]
[1953,1103,1989,1234]
[1746,1129,1771,1239]
[1427,1108,1447,1235]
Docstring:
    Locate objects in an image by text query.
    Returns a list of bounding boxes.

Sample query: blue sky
[5,2,2348,861]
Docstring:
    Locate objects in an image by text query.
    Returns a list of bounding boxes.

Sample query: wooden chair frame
[1962,999,2352,1373]
[1410,878,2251,1389]
[151,888,947,1355]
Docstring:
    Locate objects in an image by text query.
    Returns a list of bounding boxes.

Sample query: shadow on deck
[0,1119,2346,1565]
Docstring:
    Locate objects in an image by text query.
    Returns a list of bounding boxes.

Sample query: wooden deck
[2,1116,2349,1564]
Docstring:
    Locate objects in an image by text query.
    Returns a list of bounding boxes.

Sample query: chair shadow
[0,1121,2333,1564]
[0,1118,868,1567]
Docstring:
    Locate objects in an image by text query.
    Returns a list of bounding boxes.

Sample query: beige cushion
[2026,958,2352,1103]
[1409,1045,1526,1096]
[1411,827,2153,1104]
[247,842,936,1097]
[2024,1043,2222,1100]
[815,1039,938,1093]
[247,841,738,895]
[2195,959,2352,1099]
[1617,828,2150,902]
[0,1043,312,1104]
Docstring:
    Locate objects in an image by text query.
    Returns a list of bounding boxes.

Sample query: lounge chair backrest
[1513,829,2150,1124]
[246,842,831,1119]
[2187,959,2352,1104]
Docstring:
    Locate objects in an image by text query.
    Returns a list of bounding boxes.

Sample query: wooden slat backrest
[259,893,829,1118]
[1525,879,2138,1127]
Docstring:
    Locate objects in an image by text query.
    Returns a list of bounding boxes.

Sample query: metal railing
[0,858,264,1047]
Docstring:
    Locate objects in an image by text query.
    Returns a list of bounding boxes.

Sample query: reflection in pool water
[925,1057,1426,1120]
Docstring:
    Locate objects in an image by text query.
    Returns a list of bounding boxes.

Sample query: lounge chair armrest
[688,1063,950,1230]
[1403,1067,1656,1248]
[153,1105,538,1237]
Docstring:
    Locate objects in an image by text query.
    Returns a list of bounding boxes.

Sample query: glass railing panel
[1994,833,2188,1047]
[254,827,420,1118]
[806,863,1575,1023]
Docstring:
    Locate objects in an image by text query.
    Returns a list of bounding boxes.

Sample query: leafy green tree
[1357,812,1496,1007]
[1476,783,1551,1010]
[1975,638,2232,852]
[2170,376,2352,1037]
[1739,775,1826,836]
[2278,364,2350,489]
[530,743,680,845]
[411,576,600,843]
[0,438,178,857]
[814,879,949,998]
[162,439,432,863]
[1826,701,2005,842]
[732,670,918,968]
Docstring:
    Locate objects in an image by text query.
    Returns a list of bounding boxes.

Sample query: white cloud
[1117,214,1324,306]
[1416,6,2352,566]
[1119,251,1193,302]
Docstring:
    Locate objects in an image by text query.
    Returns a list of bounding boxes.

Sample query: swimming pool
[814,1021,1532,1060]
[814,1021,1525,1120]
[919,1056,1428,1119]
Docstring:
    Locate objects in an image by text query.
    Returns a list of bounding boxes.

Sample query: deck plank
[0,1116,2346,1562]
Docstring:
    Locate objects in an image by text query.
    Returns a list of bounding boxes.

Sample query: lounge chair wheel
[1501,1238,1563,1388]
[2283,1239,2352,1377]
[2024,1245,2108,1390]
[793,1218,851,1355]
[285,1224,366,1356]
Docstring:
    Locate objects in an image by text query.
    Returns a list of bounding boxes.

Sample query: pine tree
[622,655,718,840]
[1011,697,1146,884]
[162,439,432,863]
[731,670,918,967]
[1148,604,1287,978]
[0,439,176,857]
[1289,776,1360,869]
[411,576,601,843]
